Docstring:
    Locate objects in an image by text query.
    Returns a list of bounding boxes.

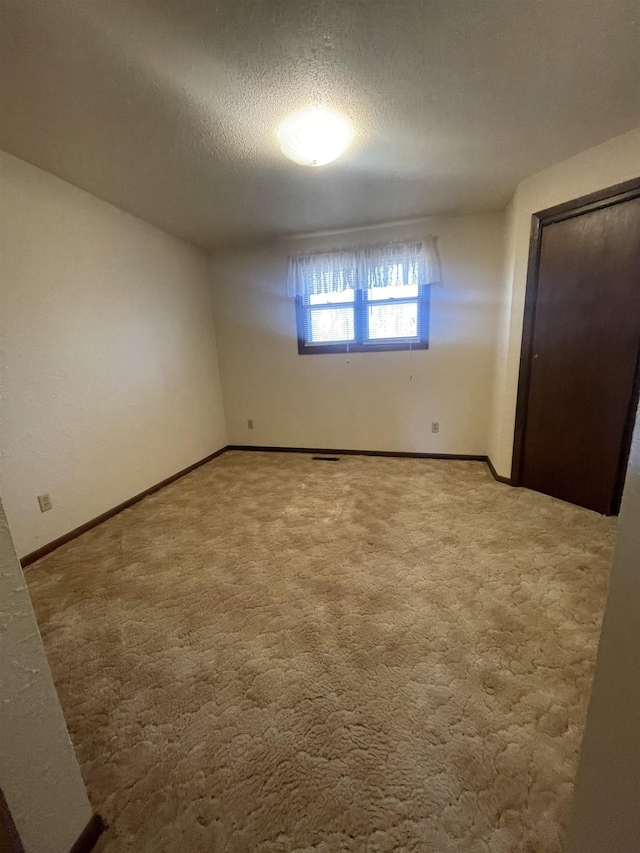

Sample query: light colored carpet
[26,451,615,853]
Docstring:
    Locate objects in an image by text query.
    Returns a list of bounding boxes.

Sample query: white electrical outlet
[38,493,53,513]
[247,419,254,430]
[431,422,440,434]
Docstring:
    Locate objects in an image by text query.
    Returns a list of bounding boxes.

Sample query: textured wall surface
[211,214,504,455]
[1,1,639,248]
[0,501,92,853]
[0,151,227,558]
[488,126,640,477]
[568,402,640,852]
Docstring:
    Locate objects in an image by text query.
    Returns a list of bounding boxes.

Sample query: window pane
[308,288,355,305]
[367,301,418,340]
[368,283,419,301]
[308,307,354,343]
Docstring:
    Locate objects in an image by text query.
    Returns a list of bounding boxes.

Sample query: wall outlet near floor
[247,419,254,430]
[431,422,440,434]
[37,493,53,513]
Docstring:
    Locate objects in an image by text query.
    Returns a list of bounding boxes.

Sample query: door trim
[511,175,640,511]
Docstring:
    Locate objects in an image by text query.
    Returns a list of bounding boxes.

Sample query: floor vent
[312,456,340,462]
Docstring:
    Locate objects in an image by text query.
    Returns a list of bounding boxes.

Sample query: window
[288,239,441,354]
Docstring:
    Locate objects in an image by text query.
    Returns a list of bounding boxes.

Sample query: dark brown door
[521,195,640,514]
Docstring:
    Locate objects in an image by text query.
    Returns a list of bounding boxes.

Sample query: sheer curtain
[286,237,442,298]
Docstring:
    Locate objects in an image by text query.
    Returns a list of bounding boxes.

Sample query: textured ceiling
[1,1,639,250]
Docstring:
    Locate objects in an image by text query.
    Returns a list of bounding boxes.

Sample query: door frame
[511,175,640,513]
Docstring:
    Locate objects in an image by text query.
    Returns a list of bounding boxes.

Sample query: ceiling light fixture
[278,106,354,167]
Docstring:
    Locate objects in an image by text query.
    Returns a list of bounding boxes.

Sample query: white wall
[0,151,227,558]
[568,398,640,852]
[210,215,504,455]
[489,126,640,477]
[0,500,93,853]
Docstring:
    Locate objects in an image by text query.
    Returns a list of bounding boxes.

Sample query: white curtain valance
[286,237,442,298]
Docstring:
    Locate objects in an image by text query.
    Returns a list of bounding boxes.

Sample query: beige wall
[568,399,640,851]
[0,151,227,558]
[0,501,93,853]
[210,215,504,455]
[489,126,640,477]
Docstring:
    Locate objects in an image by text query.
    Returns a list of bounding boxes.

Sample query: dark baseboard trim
[20,446,230,568]
[228,445,488,462]
[486,456,513,485]
[69,814,107,853]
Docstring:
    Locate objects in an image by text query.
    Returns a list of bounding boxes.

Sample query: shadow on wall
[568,401,640,853]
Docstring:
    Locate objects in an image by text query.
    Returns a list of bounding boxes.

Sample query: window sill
[297,340,429,355]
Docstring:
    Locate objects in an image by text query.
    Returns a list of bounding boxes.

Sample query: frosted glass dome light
[278,106,354,167]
